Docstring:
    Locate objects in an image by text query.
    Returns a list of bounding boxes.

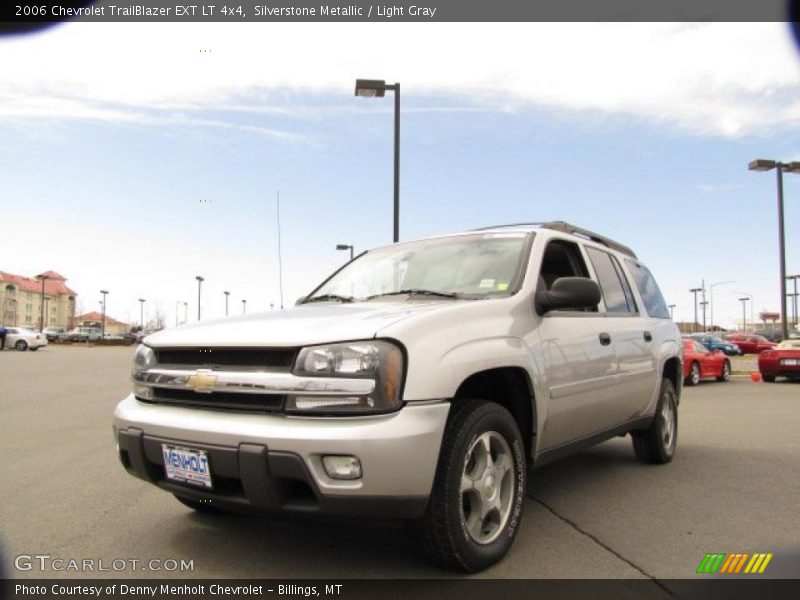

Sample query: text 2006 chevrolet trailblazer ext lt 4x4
[114,221,682,571]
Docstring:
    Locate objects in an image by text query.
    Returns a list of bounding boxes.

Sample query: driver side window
[538,239,595,312]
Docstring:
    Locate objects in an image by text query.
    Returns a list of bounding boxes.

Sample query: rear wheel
[15,340,28,351]
[762,374,776,383]
[685,362,700,386]
[717,360,731,382]
[632,378,678,464]
[412,399,527,572]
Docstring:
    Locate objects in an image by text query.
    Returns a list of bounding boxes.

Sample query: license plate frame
[781,358,799,366]
[161,444,213,489]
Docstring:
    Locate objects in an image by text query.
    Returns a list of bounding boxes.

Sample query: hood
[143,301,452,348]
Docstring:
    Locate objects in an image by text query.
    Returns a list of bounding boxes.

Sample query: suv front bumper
[113,395,450,518]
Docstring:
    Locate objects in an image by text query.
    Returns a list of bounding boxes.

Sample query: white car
[4,327,48,351]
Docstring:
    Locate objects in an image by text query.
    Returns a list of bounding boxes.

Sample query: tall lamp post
[708,280,734,332]
[224,290,230,317]
[355,78,400,243]
[787,274,799,329]
[183,302,188,324]
[748,159,800,340]
[36,273,48,332]
[336,244,354,261]
[100,290,109,338]
[138,298,145,331]
[689,287,703,333]
[242,299,247,314]
[195,276,204,321]
[739,297,750,332]
[175,301,181,326]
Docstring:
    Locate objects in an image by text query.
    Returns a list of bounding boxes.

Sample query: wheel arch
[662,355,682,401]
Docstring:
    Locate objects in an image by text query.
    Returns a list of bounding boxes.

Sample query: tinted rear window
[624,260,670,319]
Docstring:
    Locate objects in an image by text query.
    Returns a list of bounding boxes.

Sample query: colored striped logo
[696,552,773,574]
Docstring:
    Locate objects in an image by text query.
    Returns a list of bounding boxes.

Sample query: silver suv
[114,221,682,572]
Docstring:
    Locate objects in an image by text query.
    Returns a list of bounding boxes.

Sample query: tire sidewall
[16,340,27,351]
[446,405,526,569]
[689,362,700,385]
[657,381,678,461]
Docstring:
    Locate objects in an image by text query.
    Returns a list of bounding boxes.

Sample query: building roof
[0,270,77,296]
[75,311,129,327]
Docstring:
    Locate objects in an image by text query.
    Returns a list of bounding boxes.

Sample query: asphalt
[1,346,798,586]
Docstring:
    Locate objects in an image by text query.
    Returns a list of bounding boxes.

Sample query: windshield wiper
[303,294,355,304]
[367,289,460,300]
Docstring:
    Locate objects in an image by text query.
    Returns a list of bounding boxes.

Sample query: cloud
[1,22,799,137]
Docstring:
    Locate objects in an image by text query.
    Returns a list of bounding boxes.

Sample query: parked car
[758,339,800,382]
[3,327,47,351]
[682,338,731,385]
[59,327,102,342]
[114,221,683,572]
[42,326,65,341]
[754,329,784,343]
[722,333,776,354]
[686,333,741,356]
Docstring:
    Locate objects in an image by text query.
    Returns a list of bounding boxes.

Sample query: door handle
[599,332,612,346]
[644,331,653,342]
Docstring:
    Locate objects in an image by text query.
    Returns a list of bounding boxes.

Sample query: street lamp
[748,159,800,340]
[195,276,204,320]
[708,280,734,332]
[36,273,48,332]
[700,300,708,331]
[138,298,145,330]
[242,299,247,314]
[355,78,400,243]
[689,287,703,333]
[787,274,800,328]
[224,290,230,317]
[100,290,109,338]
[739,297,750,332]
[336,244,354,261]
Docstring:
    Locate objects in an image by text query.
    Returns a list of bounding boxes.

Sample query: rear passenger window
[586,247,636,314]
[624,259,670,319]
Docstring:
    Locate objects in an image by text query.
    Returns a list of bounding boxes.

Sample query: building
[74,311,130,335]
[0,270,77,330]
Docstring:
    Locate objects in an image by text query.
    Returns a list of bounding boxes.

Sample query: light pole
[242,299,247,314]
[336,244,354,261]
[700,300,708,331]
[175,301,180,327]
[749,159,800,340]
[690,287,702,333]
[708,280,734,332]
[138,298,145,330]
[195,276,204,320]
[355,78,400,243]
[668,304,675,320]
[739,297,750,332]
[183,302,188,324]
[100,290,109,338]
[36,273,48,332]
[224,291,230,317]
[787,274,799,328]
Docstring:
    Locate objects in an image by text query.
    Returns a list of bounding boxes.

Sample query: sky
[1,22,800,330]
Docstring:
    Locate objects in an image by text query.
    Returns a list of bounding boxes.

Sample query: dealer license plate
[781,358,799,366]
[162,444,212,488]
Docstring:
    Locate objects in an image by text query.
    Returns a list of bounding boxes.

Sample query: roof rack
[542,221,637,258]
[474,221,637,258]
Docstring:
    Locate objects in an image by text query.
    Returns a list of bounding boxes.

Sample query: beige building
[0,270,77,330]
[74,311,131,335]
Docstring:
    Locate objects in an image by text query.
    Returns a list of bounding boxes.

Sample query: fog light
[133,384,153,399]
[322,455,362,480]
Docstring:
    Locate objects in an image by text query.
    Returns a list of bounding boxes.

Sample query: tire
[174,494,228,515]
[632,378,678,464]
[29,346,39,352]
[685,362,700,386]
[717,360,731,382]
[411,399,527,572]
[762,374,776,383]
[15,340,28,351]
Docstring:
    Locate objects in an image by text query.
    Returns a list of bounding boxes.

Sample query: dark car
[754,329,784,343]
[686,333,741,356]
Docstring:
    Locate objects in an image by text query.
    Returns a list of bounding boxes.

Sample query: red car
[722,333,776,354]
[683,338,731,385]
[758,340,800,382]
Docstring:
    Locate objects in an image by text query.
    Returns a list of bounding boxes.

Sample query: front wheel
[717,360,731,382]
[632,378,678,464]
[29,346,39,352]
[412,399,527,572]
[685,362,700,386]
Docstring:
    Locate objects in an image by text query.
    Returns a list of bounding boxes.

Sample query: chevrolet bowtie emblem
[187,370,217,393]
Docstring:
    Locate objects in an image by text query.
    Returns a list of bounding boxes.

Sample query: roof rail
[541,221,637,258]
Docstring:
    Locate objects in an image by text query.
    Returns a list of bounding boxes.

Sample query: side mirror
[535,277,601,315]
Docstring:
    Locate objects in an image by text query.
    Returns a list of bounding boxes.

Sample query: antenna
[277,190,284,309]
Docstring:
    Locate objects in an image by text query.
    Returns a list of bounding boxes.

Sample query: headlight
[132,345,157,399]
[289,340,404,415]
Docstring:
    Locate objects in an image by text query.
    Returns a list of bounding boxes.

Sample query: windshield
[307,233,531,302]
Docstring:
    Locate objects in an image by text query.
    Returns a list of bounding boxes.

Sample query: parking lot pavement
[1,346,798,584]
